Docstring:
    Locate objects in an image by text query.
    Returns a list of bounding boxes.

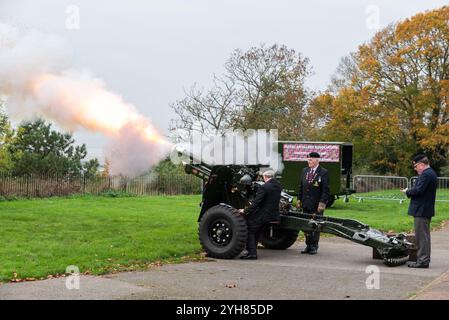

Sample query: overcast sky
[0,0,447,161]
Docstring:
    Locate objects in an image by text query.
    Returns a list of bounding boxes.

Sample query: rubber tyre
[383,255,410,267]
[259,226,299,250]
[198,204,247,259]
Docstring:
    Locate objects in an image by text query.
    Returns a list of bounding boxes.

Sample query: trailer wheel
[383,255,409,267]
[198,204,247,259]
[259,225,299,250]
[381,247,410,267]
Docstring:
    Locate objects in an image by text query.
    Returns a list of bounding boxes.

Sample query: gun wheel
[259,226,298,250]
[198,204,247,259]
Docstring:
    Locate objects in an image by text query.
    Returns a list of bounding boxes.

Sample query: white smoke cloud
[173,129,284,173]
[0,23,171,176]
[0,24,70,99]
[106,122,169,177]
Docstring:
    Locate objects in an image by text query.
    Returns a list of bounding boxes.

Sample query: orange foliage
[312,6,448,174]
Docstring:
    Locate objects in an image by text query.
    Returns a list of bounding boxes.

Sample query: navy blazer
[406,167,438,218]
[298,166,330,212]
[244,178,282,223]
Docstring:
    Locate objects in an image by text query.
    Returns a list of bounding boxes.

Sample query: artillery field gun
[178,144,413,267]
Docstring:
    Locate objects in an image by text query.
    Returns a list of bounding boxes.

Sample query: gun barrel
[175,145,212,180]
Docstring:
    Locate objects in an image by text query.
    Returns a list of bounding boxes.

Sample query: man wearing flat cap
[238,169,282,260]
[297,152,330,255]
[400,154,437,268]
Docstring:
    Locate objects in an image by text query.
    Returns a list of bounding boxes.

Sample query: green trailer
[277,141,354,207]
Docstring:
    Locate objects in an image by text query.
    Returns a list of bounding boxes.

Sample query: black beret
[308,152,320,158]
[413,154,426,163]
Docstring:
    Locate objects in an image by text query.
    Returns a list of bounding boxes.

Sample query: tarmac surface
[1,224,449,300]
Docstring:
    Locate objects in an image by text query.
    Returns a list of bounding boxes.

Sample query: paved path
[1,225,449,300]
[413,269,449,299]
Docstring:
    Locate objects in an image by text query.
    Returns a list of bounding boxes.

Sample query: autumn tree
[225,44,313,139]
[170,44,314,141]
[169,76,236,142]
[311,6,449,175]
[101,158,111,177]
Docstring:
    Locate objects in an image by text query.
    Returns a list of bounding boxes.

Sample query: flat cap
[412,154,426,163]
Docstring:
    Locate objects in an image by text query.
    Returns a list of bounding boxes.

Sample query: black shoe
[408,262,429,268]
[301,246,311,254]
[240,254,257,260]
[308,248,318,255]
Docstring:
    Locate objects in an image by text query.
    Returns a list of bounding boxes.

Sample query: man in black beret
[297,152,330,255]
[400,154,438,268]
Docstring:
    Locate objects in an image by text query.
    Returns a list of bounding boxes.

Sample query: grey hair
[262,169,275,177]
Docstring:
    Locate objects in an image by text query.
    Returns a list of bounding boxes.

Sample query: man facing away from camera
[238,169,282,260]
[401,154,438,269]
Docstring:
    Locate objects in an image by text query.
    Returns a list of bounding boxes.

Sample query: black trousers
[304,209,323,249]
[245,218,264,256]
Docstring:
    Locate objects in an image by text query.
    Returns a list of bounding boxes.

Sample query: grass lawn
[0,195,202,282]
[328,197,449,233]
[351,189,449,201]
[0,194,448,282]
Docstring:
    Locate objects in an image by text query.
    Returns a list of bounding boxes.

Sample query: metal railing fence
[352,175,449,203]
[0,173,202,198]
[352,175,409,203]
